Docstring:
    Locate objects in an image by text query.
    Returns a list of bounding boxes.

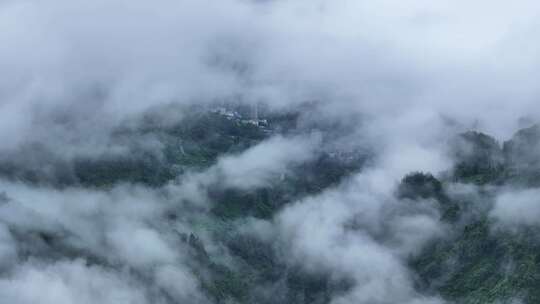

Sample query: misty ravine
[1,1,540,304]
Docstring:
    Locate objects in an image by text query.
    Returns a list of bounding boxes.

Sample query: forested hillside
[2,103,540,303]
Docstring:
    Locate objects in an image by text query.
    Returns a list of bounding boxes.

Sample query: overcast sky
[1,0,540,148]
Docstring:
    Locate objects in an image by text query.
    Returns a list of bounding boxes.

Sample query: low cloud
[491,189,540,227]
[0,260,149,304]
[0,133,320,303]
[248,167,446,304]
[171,134,320,204]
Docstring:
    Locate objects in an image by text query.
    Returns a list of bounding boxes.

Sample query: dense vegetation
[3,105,540,303]
[411,125,540,304]
[0,106,366,304]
